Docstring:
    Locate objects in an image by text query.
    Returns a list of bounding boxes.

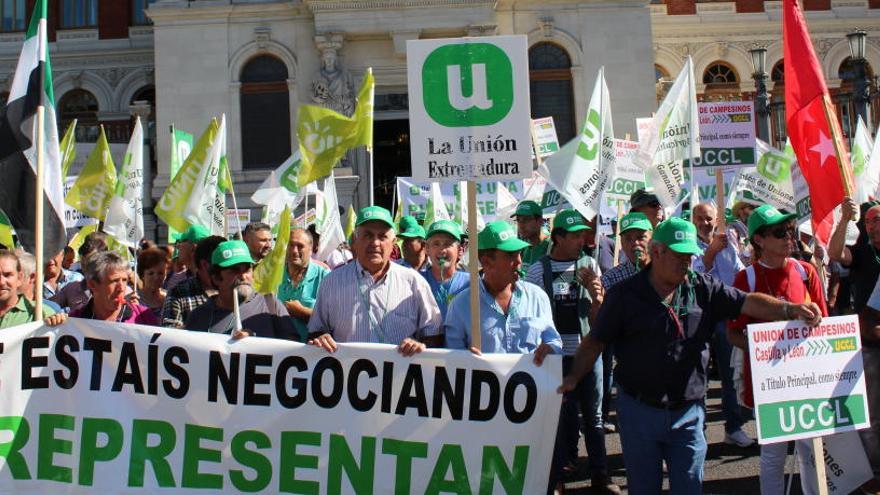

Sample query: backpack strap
[746,265,756,293]
[539,255,556,320]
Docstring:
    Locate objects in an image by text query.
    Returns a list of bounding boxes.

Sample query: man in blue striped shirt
[308,206,442,356]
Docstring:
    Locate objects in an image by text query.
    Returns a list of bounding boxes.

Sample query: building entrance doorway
[372,118,411,210]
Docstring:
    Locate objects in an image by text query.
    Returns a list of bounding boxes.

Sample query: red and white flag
[784,0,854,245]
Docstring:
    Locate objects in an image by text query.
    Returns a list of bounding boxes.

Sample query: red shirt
[728,258,828,408]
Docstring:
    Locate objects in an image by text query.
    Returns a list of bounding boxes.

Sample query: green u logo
[421,43,514,127]
[757,151,791,182]
[577,109,601,160]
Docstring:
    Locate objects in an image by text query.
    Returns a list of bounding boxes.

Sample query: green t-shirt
[277,263,330,340]
[0,297,55,329]
[521,239,550,269]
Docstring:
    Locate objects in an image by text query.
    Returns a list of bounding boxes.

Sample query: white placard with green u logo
[407,36,531,182]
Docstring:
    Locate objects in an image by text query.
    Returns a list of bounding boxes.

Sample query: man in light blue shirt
[444,221,561,357]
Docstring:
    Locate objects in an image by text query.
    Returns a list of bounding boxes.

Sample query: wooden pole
[613,199,624,265]
[716,169,726,231]
[812,436,829,495]
[35,105,45,321]
[821,93,855,198]
[467,181,481,351]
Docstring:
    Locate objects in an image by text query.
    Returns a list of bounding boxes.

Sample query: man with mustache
[560,217,822,495]
[308,206,442,356]
[184,240,297,340]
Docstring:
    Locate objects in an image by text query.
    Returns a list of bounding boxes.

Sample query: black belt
[621,386,697,411]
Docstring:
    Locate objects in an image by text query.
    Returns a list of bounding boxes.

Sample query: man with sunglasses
[690,202,752,448]
[629,189,665,228]
[560,217,822,495]
[726,205,828,494]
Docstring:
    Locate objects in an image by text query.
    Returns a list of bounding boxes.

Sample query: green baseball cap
[512,200,542,218]
[619,212,653,233]
[652,218,703,255]
[748,204,797,237]
[478,221,531,251]
[552,209,590,232]
[179,225,210,244]
[397,215,426,239]
[427,219,463,241]
[356,206,395,229]
[211,240,255,268]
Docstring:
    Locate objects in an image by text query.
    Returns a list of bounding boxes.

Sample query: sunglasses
[767,227,797,239]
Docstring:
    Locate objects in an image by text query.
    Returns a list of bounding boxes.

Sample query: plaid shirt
[161,276,209,328]
[601,259,639,289]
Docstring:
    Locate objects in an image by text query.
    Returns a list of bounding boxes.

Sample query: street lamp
[847,29,871,128]
[749,46,771,142]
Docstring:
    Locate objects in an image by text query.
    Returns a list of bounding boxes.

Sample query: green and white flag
[455,181,485,232]
[728,139,797,212]
[167,125,194,242]
[0,0,65,258]
[423,181,451,228]
[852,116,879,205]
[59,119,76,179]
[65,126,116,222]
[540,67,615,219]
[183,115,226,235]
[103,116,144,248]
[251,150,308,210]
[156,119,220,232]
[640,56,700,208]
[315,173,345,262]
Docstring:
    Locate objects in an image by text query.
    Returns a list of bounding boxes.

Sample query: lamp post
[749,46,771,142]
[847,29,870,128]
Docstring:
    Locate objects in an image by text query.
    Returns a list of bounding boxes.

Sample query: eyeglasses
[768,227,797,239]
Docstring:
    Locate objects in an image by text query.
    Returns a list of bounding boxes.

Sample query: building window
[771,61,784,83]
[528,42,575,145]
[240,55,290,169]
[702,61,740,101]
[61,0,97,29]
[703,62,738,85]
[836,57,875,141]
[655,64,672,102]
[59,89,99,142]
[132,0,156,25]
[0,0,25,32]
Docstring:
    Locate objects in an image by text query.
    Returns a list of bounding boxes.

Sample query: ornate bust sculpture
[311,34,355,116]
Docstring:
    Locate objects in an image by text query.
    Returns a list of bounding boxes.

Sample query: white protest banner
[799,430,874,495]
[225,208,251,234]
[605,139,645,202]
[63,176,98,228]
[636,117,653,147]
[396,177,526,222]
[747,314,870,444]
[531,117,559,159]
[0,320,561,494]
[727,139,797,213]
[407,36,531,182]
[690,101,756,169]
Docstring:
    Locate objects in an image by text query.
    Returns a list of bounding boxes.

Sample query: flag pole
[466,180,480,351]
[227,173,244,237]
[821,94,855,197]
[716,169,726,231]
[34,105,45,321]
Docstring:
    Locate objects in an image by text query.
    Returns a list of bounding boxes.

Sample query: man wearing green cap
[445,220,561,355]
[161,235,225,328]
[512,200,549,269]
[396,215,428,271]
[560,217,822,495]
[308,206,442,355]
[165,225,211,291]
[525,210,619,494]
[185,240,297,339]
[422,220,469,320]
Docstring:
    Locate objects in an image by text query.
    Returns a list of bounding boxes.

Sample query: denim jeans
[616,391,706,495]
[548,357,606,487]
[713,321,746,433]
[601,344,614,422]
[859,346,880,480]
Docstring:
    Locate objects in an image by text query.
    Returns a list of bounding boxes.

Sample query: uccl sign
[407,36,531,182]
[747,315,870,444]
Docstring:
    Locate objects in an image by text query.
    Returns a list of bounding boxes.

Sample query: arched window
[0,0,25,32]
[61,0,98,29]
[703,62,738,85]
[240,55,291,169]
[702,62,740,101]
[771,61,785,83]
[528,42,575,145]
[655,64,670,82]
[59,89,99,142]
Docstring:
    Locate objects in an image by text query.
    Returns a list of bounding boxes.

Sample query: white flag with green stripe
[0,0,65,258]
[103,117,144,247]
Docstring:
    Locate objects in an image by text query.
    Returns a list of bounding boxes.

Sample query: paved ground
[561,379,816,494]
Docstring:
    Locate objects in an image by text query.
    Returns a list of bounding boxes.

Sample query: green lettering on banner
[684,147,755,168]
[757,394,867,440]
[182,424,224,489]
[382,438,429,495]
[37,413,74,483]
[0,416,31,480]
[128,419,177,487]
[478,445,529,495]
[279,431,321,495]
[328,434,375,494]
[79,417,124,486]
[426,444,470,495]
[230,430,273,492]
